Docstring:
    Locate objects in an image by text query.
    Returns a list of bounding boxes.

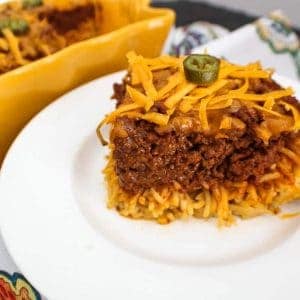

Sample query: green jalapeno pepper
[22,0,43,9]
[0,18,29,35]
[183,54,220,85]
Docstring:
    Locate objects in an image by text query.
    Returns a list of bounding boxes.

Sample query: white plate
[1,71,300,300]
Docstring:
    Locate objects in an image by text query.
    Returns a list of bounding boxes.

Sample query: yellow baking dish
[0,0,175,163]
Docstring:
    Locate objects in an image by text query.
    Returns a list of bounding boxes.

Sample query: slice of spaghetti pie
[98,52,300,225]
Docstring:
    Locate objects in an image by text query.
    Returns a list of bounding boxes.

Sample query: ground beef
[112,109,292,194]
[111,76,298,194]
[112,82,126,106]
[232,106,263,128]
[39,4,95,34]
[151,101,168,114]
[112,75,131,106]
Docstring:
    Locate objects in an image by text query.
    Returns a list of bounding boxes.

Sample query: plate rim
[1,70,300,300]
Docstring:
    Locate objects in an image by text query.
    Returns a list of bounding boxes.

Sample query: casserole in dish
[0,0,174,163]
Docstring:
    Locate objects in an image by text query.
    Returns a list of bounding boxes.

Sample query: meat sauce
[111,77,298,194]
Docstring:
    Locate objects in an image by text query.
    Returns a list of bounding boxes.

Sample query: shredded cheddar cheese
[219,116,232,129]
[165,82,196,109]
[229,70,270,78]
[208,98,233,110]
[127,85,153,111]
[279,101,300,129]
[100,52,299,140]
[199,96,211,130]
[263,97,275,110]
[179,79,228,113]
[157,72,183,99]
[141,112,169,126]
[0,38,9,51]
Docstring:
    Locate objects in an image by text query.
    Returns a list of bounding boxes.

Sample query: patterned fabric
[256,11,300,77]
[0,271,41,300]
[169,21,229,55]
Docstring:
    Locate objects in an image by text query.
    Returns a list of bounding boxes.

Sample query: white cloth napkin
[192,11,300,81]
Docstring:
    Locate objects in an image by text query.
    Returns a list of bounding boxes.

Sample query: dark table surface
[154,1,299,35]
[153,1,256,30]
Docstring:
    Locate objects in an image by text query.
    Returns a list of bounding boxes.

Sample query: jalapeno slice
[0,18,29,35]
[183,54,220,85]
[23,0,43,9]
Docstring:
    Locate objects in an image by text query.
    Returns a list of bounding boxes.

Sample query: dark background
[153,1,300,34]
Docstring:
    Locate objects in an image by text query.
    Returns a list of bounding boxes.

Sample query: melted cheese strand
[165,82,196,109]
[127,85,153,111]
[229,70,270,78]
[199,96,211,131]
[179,79,228,113]
[157,72,183,99]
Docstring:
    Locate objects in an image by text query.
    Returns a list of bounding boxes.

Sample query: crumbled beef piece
[112,75,131,106]
[232,106,264,128]
[112,82,126,106]
[151,101,168,114]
